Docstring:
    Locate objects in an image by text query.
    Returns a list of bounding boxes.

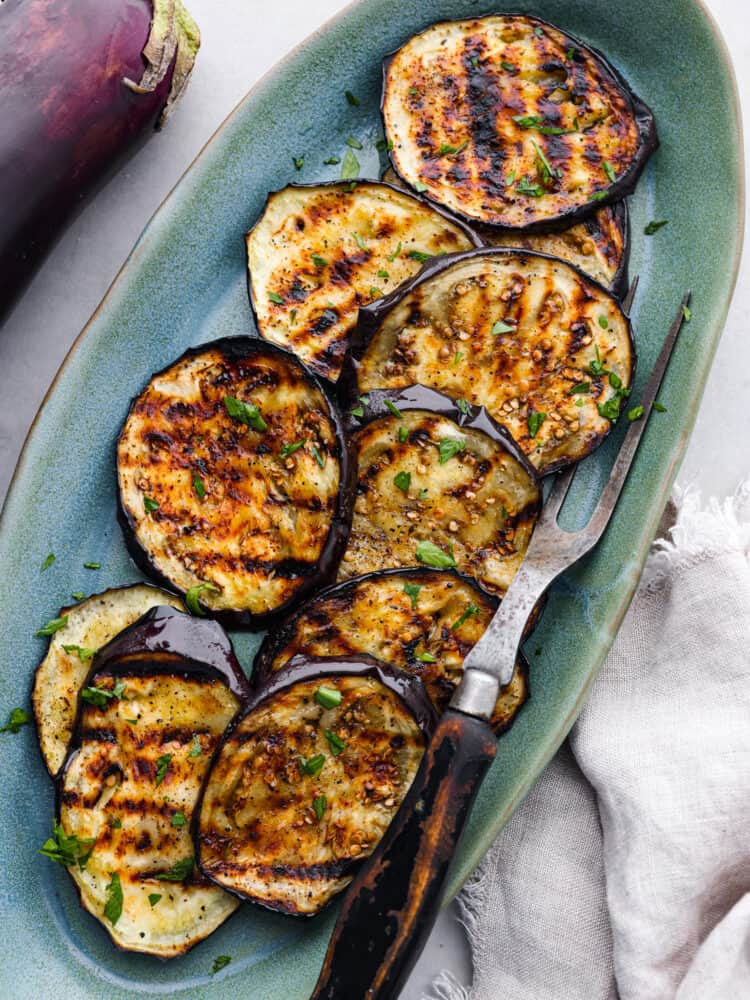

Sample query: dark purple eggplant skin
[193,653,438,905]
[116,336,357,630]
[380,12,657,235]
[0,0,174,323]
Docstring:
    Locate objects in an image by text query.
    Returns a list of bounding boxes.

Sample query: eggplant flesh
[347,249,634,475]
[342,406,539,594]
[254,568,529,735]
[117,337,353,627]
[245,181,477,382]
[382,13,656,229]
[32,584,184,778]
[197,656,434,915]
[59,646,243,956]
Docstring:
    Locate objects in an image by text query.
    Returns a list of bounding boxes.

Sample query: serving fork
[311,285,691,1000]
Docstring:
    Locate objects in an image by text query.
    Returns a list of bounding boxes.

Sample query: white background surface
[0,1,746,995]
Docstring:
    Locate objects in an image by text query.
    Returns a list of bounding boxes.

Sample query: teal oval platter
[0,1,742,996]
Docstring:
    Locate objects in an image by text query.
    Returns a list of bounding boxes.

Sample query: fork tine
[622,274,640,314]
[538,465,576,524]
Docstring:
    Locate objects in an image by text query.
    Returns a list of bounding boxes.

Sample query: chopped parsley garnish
[456,398,470,416]
[370,286,382,299]
[377,268,390,280]
[451,603,480,631]
[62,644,95,662]
[311,443,326,468]
[292,155,304,170]
[403,582,421,609]
[505,171,516,186]
[682,304,692,322]
[281,440,305,458]
[299,753,326,777]
[598,314,609,329]
[41,552,55,571]
[315,686,342,709]
[211,956,232,976]
[418,488,429,501]
[324,729,346,756]
[346,136,363,149]
[568,382,590,395]
[491,320,514,336]
[148,893,162,908]
[597,398,621,421]
[313,794,328,820]
[192,471,206,499]
[415,650,437,663]
[470,55,479,69]
[567,47,576,59]
[185,581,221,617]
[35,615,68,637]
[375,137,394,152]
[534,26,544,36]
[588,346,607,377]
[628,405,644,421]
[394,470,411,493]
[387,241,402,262]
[527,411,547,438]
[453,350,464,367]
[224,394,267,432]
[71,592,86,601]
[171,811,187,827]
[591,190,609,202]
[500,60,515,72]
[323,155,340,165]
[415,540,456,569]
[653,401,667,412]
[531,139,553,183]
[39,822,95,870]
[155,754,172,786]
[290,309,297,323]
[438,438,466,464]
[602,161,617,183]
[155,856,194,882]
[513,115,542,128]
[351,231,367,250]
[608,371,622,390]
[312,253,327,268]
[384,399,403,419]
[345,90,360,106]
[109,817,122,829]
[398,425,409,443]
[351,404,364,418]
[104,872,123,926]
[83,562,101,570]
[341,147,359,179]
[144,495,160,513]
[80,678,127,708]
[437,139,469,157]
[644,220,669,235]
[516,176,545,198]
[414,182,429,193]
[407,249,432,263]
[268,291,284,304]
[188,735,202,758]
[0,708,31,735]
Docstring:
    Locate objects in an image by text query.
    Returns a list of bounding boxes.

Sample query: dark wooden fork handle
[310,709,497,1000]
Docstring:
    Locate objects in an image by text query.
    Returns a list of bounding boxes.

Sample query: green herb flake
[323,156,340,165]
[453,350,464,367]
[171,811,187,827]
[568,382,590,395]
[500,60,515,71]
[312,253,327,268]
[591,190,609,202]
[144,495,160,513]
[512,114,542,129]
[341,147,360,179]
[567,47,576,59]
[41,552,55,571]
[527,411,547,438]
[109,816,122,829]
[311,443,326,468]
[589,346,607,377]
[268,291,284,305]
[407,249,432,263]
[192,471,206,499]
[281,440,305,458]
[531,139,553,182]
[224,395,268,432]
[516,176,545,198]
[351,231,367,250]
[185,581,221,617]
[370,286,383,299]
[597,398,621,421]
[375,137,394,152]
[104,872,123,926]
[350,404,364,419]
[71,592,86,601]
[0,708,31,735]
[394,470,411,493]
[644,220,669,235]
[155,754,172,786]
[415,650,437,663]
[345,90,360,106]
[451,603,480,631]
[418,488,429,502]
[602,161,617,183]
[155,856,194,882]
[315,686,342,710]
[438,438,465,465]
[470,55,479,69]
[682,304,692,322]
[299,753,326,777]
[313,794,328,820]
[346,136,363,150]
[653,401,667,413]
[211,956,232,976]
[384,399,403,419]
[403,582,421,609]
[188,735,202,758]
[39,822,95,870]
[148,893,162,908]
[628,405,644,421]
[505,171,516,186]
[398,425,409,443]
[414,181,429,193]
[387,241,402,262]
[598,314,609,329]
[491,320,514,336]
[534,26,544,36]
[415,540,456,569]
[456,398,470,416]
[377,268,390,280]
[324,729,346,756]
[608,371,622,390]
[62,644,95,662]
[35,615,68,637]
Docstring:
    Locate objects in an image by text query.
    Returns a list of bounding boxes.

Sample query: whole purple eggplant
[0,0,199,323]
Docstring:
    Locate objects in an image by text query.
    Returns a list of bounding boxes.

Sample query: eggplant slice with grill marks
[245,181,479,382]
[56,608,251,956]
[196,655,436,916]
[381,167,629,296]
[117,337,354,628]
[33,584,184,778]
[254,567,529,735]
[341,387,540,594]
[344,248,635,476]
[382,14,657,229]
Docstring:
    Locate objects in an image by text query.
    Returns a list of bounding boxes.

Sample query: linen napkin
[425,482,750,1000]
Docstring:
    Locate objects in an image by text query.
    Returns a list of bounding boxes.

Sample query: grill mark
[80,727,118,743]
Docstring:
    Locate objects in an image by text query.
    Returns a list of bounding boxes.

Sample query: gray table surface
[1,1,746,996]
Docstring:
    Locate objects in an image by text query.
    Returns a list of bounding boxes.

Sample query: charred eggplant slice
[117,337,354,627]
[254,568,529,735]
[245,181,478,382]
[32,584,184,778]
[382,14,656,229]
[196,655,435,915]
[56,608,249,957]
[345,249,635,475]
[341,388,539,593]
[381,168,629,296]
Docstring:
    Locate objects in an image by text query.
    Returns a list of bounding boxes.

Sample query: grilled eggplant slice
[382,14,656,229]
[32,584,184,778]
[117,337,354,627]
[341,387,539,594]
[381,168,629,296]
[196,655,435,915]
[245,181,478,382]
[57,608,249,957]
[254,568,529,735]
[344,249,635,475]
